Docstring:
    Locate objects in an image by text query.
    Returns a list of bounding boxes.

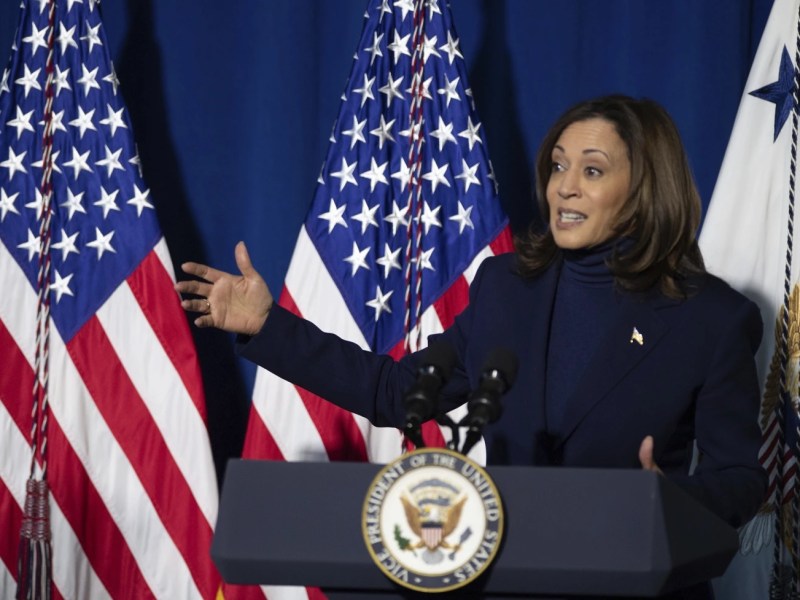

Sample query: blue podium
[211,459,738,598]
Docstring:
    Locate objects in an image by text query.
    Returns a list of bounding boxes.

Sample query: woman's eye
[551,161,564,172]
[585,166,602,177]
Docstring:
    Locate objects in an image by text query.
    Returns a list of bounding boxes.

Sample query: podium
[211,459,738,598]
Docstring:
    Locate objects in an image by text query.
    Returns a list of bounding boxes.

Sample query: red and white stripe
[0,238,222,599]
[227,225,512,600]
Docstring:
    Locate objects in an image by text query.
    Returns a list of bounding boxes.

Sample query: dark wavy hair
[516,95,705,298]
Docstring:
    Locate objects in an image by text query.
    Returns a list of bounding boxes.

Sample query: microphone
[403,341,457,449]
[460,347,519,456]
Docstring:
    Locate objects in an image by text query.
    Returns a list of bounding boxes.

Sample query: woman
[176,95,766,533]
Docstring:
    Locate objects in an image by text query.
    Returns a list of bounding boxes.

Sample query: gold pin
[630,327,644,346]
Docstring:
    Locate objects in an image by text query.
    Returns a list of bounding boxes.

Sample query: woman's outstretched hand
[175,241,273,336]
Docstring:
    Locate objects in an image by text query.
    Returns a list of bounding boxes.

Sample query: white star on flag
[53,66,71,96]
[99,103,127,136]
[422,157,450,192]
[95,145,125,177]
[1,147,27,179]
[430,116,456,150]
[387,30,411,62]
[439,31,463,64]
[126,183,153,216]
[459,116,483,150]
[449,201,474,233]
[342,115,367,149]
[60,188,87,220]
[76,64,100,96]
[420,201,442,234]
[384,200,410,235]
[344,241,371,275]
[22,22,48,54]
[6,106,35,138]
[17,228,42,261]
[455,159,481,192]
[51,228,80,261]
[370,115,396,148]
[351,199,379,233]
[0,188,21,221]
[376,243,402,277]
[366,285,393,320]
[68,105,96,138]
[330,157,358,190]
[379,72,404,106]
[85,226,116,259]
[63,147,93,179]
[360,157,389,192]
[15,64,41,97]
[319,198,348,232]
[93,186,120,218]
[50,269,75,302]
[56,22,78,53]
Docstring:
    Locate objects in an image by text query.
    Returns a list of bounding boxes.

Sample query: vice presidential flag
[0,0,221,597]
[230,0,511,596]
[699,0,800,597]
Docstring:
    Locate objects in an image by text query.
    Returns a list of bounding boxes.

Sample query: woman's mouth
[557,209,587,224]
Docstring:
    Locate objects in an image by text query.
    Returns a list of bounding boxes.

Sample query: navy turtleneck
[545,239,624,438]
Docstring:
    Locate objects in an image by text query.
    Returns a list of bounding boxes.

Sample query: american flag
[227,0,511,597]
[0,0,222,597]
[699,0,800,596]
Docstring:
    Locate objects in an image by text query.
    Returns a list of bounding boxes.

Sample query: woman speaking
[177,96,766,596]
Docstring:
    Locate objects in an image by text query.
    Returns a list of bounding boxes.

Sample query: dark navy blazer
[239,252,767,529]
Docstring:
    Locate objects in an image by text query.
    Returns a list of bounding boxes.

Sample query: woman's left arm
[669,298,767,528]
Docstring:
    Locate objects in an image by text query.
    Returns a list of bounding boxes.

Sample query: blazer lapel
[554,294,670,447]
[513,263,560,430]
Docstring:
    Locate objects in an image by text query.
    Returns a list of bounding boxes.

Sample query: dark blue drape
[0,0,773,473]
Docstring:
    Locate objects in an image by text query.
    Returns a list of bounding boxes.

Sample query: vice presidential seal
[362,448,503,593]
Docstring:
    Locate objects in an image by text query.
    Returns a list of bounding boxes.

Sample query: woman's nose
[557,170,579,199]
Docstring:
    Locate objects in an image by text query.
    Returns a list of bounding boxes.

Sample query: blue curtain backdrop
[0,0,773,473]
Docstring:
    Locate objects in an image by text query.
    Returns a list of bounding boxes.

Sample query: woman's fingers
[180,260,225,283]
[174,278,213,298]
[181,298,212,314]
[638,435,662,474]
[235,241,257,278]
[193,313,216,328]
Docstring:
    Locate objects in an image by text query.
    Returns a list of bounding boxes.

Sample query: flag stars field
[301,0,509,345]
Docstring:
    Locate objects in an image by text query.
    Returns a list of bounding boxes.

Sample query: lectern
[211,459,738,598]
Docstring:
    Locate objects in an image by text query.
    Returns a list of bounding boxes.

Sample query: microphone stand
[459,421,483,456]
[435,413,461,452]
[403,418,426,449]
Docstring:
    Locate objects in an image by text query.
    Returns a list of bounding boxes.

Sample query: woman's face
[546,118,631,250]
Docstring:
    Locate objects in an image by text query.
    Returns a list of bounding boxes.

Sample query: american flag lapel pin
[630,327,644,346]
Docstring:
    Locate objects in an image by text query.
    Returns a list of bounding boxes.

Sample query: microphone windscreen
[482,347,519,386]
[422,340,457,379]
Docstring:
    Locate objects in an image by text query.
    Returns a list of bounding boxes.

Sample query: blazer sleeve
[236,304,414,427]
[234,257,497,427]
[669,297,767,528]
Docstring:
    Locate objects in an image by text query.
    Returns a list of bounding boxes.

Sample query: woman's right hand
[174,241,274,336]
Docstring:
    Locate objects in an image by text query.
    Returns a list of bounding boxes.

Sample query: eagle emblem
[396,478,470,564]
[362,448,504,592]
